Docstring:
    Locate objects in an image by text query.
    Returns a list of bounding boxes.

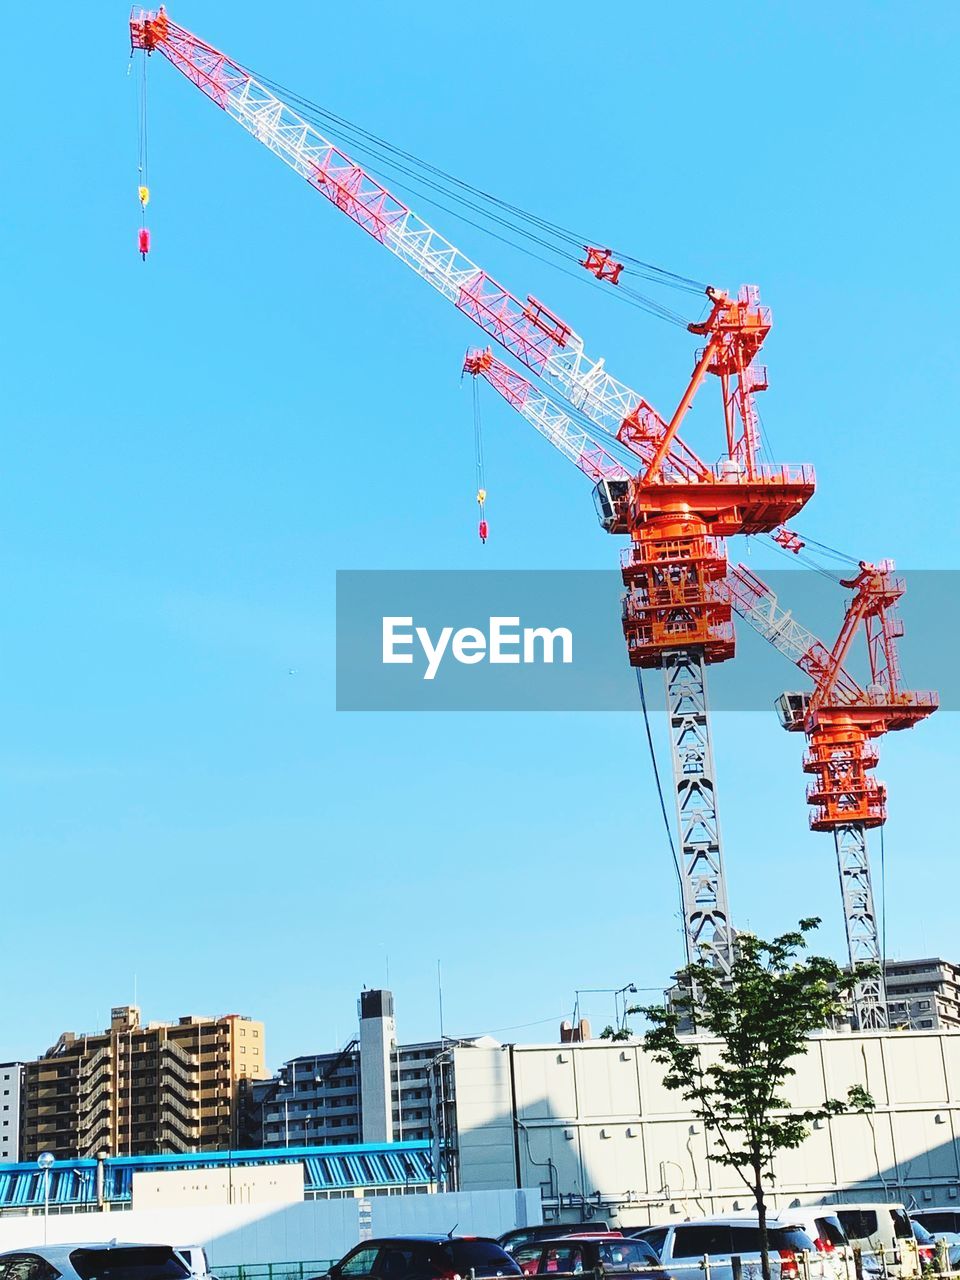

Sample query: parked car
[909,1223,936,1270]
[628,1216,827,1280]
[706,1208,849,1280]
[828,1204,919,1279]
[172,1251,215,1280]
[325,1237,522,1280]
[510,1236,661,1278]
[911,1211,960,1238]
[0,1245,193,1280]
[499,1229,611,1255]
[909,1212,960,1269]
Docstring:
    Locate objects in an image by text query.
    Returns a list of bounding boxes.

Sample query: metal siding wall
[454,1032,960,1223]
[452,1047,517,1192]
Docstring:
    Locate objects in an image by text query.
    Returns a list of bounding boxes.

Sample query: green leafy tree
[640,918,876,1280]
[599,1024,633,1042]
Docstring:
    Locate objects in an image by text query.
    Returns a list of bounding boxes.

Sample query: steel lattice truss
[663,650,734,972]
[834,825,887,1029]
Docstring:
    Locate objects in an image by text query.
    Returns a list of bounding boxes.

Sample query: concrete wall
[0,1065,21,1163]
[0,1187,541,1267]
[454,1031,960,1224]
[132,1164,304,1209]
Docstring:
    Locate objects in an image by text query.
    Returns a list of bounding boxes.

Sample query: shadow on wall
[0,1187,540,1268]
[456,1035,960,1228]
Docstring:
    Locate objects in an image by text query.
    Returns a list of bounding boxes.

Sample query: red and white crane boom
[128,8,698,475]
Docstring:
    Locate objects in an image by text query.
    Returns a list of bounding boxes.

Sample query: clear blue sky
[2,2,958,1068]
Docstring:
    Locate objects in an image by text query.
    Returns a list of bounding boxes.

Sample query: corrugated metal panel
[0,1143,433,1207]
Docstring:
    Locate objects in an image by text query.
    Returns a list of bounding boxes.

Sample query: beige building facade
[21,1004,266,1159]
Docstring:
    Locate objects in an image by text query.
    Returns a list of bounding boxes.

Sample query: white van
[631,1215,834,1280]
[823,1205,919,1279]
[715,1209,850,1280]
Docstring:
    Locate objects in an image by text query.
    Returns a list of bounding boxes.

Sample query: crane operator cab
[777,691,810,730]
[593,478,630,534]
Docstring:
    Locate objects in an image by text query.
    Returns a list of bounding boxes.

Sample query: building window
[919,1000,931,1011]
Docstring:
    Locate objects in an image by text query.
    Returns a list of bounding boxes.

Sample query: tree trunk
[754,1160,770,1280]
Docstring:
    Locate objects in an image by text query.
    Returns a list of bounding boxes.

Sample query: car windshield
[597,1243,657,1269]
[918,1214,960,1235]
[70,1249,191,1280]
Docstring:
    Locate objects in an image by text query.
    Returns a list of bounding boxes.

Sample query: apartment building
[20,1005,266,1160]
[0,1064,22,1162]
[255,989,447,1148]
[885,957,960,1029]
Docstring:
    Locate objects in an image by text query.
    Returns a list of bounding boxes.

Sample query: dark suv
[510,1237,662,1278]
[327,1238,522,1280]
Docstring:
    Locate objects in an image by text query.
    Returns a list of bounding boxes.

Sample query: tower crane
[130,8,819,974]
[727,564,937,1028]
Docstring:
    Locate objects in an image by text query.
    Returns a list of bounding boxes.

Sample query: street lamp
[573,983,645,1033]
[37,1152,54,1244]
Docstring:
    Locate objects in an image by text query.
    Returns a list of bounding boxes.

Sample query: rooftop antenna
[437,959,445,1046]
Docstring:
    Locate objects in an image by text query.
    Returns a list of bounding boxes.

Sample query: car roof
[914,1209,960,1215]
[823,1203,906,1212]
[665,1217,806,1228]
[520,1237,626,1246]
[0,1245,180,1261]
[366,1237,499,1245]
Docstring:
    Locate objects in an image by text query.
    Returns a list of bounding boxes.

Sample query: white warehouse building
[449,1029,960,1225]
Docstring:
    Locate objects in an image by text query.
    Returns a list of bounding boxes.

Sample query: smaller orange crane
[728,561,937,1028]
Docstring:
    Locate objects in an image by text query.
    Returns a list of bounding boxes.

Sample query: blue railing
[0,1142,434,1210]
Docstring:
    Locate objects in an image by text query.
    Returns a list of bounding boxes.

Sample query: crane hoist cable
[245,65,704,324]
[473,376,488,544]
[136,51,151,258]
[635,667,689,964]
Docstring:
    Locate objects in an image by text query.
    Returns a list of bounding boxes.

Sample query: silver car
[0,1244,193,1280]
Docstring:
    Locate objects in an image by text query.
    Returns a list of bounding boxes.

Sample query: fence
[213,1243,960,1280]
[217,1264,336,1280]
